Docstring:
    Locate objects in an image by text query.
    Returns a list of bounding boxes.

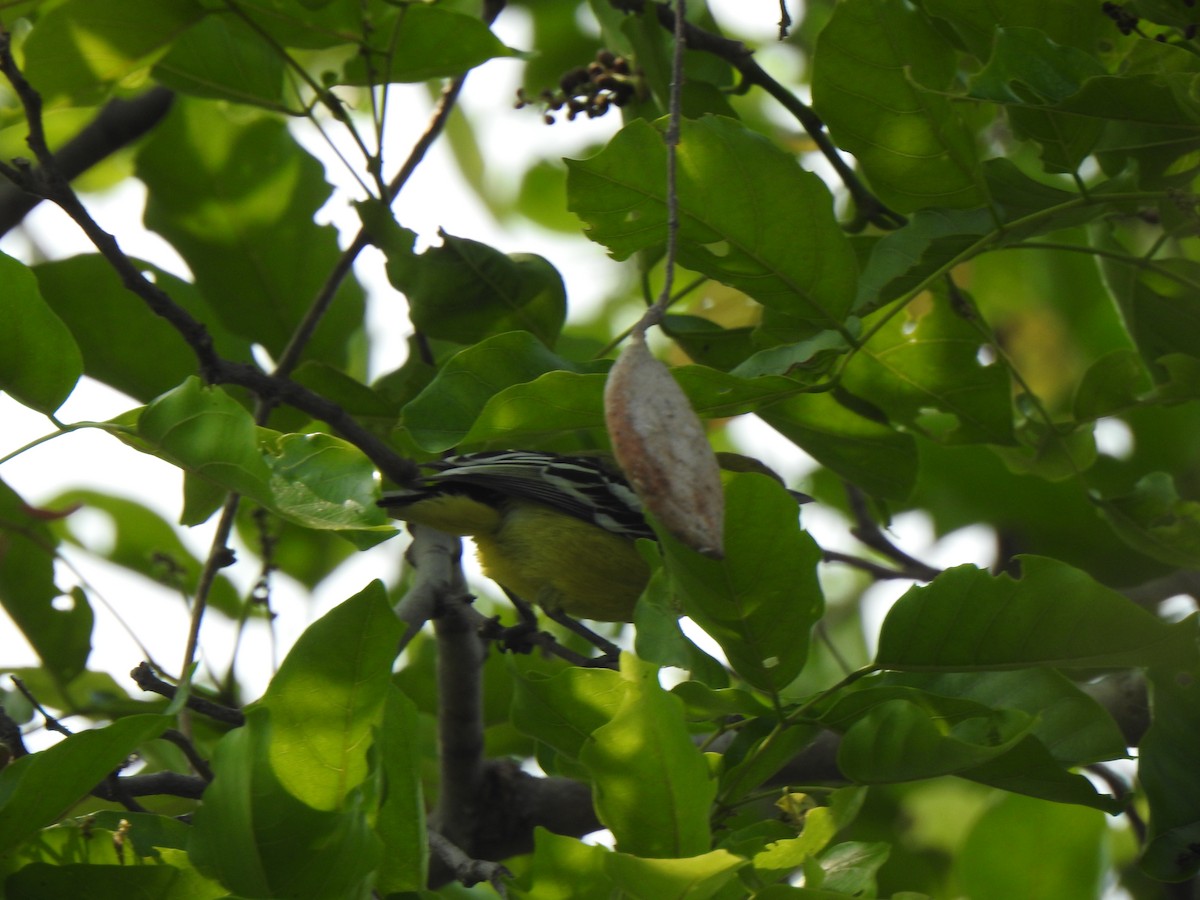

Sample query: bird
[377,450,655,623]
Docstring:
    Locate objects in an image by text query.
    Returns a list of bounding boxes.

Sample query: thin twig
[632,0,687,339]
[179,494,240,715]
[428,829,511,894]
[10,676,72,739]
[821,549,918,581]
[161,728,215,781]
[130,662,246,727]
[845,486,942,582]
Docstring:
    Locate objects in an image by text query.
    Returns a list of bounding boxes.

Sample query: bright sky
[0,2,994,725]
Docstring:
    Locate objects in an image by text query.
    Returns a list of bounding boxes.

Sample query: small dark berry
[543,113,556,125]
[597,49,616,67]
[612,56,630,75]
[560,67,590,93]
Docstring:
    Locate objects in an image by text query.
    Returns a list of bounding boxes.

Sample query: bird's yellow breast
[473,502,650,622]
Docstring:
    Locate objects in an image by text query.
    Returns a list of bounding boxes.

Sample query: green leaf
[634,565,731,688]
[752,806,842,880]
[4,858,225,900]
[510,659,628,760]
[33,256,252,403]
[922,0,1109,59]
[1098,247,1200,381]
[262,432,395,547]
[372,687,429,894]
[400,331,601,452]
[760,392,918,501]
[956,794,1107,899]
[0,252,81,414]
[992,418,1098,481]
[876,556,1198,670]
[815,841,891,896]
[154,12,289,110]
[718,721,823,806]
[1072,349,1151,420]
[729,331,849,380]
[580,655,716,858]
[837,698,1035,782]
[841,294,1015,445]
[887,669,1128,766]
[258,581,402,811]
[341,5,518,84]
[187,710,381,899]
[21,0,206,105]
[1140,660,1200,882]
[852,162,1090,315]
[812,0,986,212]
[661,474,823,693]
[968,28,1106,172]
[512,829,616,900]
[380,226,566,346]
[958,734,1124,812]
[604,849,746,900]
[137,378,274,506]
[567,116,858,337]
[136,98,364,367]
[1095,472,1200,568]
[0,715,167,855]
[0,480,92,682]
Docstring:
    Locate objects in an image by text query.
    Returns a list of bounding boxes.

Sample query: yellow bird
[377,450,653,622]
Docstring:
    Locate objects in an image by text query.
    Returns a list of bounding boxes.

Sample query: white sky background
[0,2,994,722]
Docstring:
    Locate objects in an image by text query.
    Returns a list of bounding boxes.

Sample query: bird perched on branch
[377,450,654,622]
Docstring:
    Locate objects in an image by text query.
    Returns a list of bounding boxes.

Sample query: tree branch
[130,662,246,727]
[394,524,467,652]
[432,594,489,848]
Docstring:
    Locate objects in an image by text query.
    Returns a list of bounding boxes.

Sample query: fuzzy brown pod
[604,332,725,558]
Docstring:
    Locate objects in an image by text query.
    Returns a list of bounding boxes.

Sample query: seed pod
[604,332,725,558]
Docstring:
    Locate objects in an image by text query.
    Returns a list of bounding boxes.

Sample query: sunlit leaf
[258,581,402,811]
[187,710,381,899]
[580,655,716,858]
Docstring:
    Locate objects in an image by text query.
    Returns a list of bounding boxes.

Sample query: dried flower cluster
[515,49,638,125]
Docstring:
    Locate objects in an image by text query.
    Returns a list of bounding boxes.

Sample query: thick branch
[432,594,489,847]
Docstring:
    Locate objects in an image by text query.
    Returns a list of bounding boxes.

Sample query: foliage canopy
[2,0,1200,897]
